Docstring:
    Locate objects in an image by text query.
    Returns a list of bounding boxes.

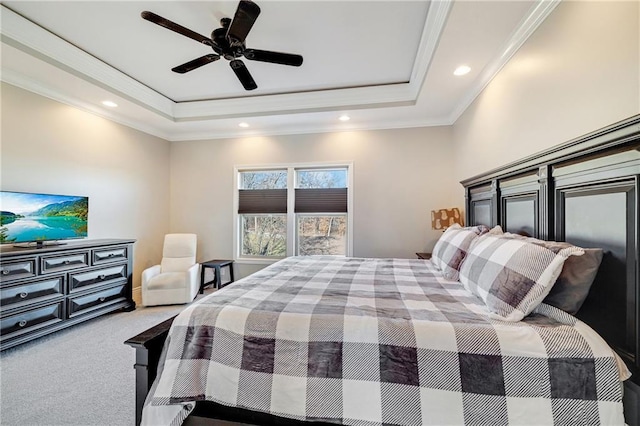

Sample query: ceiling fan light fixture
[101,100,118,108]
[339,115,351,122]
[453,65,471,76]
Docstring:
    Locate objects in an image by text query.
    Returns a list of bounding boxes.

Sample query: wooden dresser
[0,239,135,350]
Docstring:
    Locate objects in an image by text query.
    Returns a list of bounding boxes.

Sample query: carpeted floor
[0,291,213,426]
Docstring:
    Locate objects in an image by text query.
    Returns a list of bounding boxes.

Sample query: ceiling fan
[141,0,303,91]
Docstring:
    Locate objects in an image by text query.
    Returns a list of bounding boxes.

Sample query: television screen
[0,191,88,245]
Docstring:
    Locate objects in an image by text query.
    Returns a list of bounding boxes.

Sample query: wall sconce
[431,208,463,230]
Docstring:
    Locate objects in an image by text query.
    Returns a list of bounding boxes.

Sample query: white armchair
[141,233,200,307]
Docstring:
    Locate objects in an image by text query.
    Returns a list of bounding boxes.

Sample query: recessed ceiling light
[453,65,471,76]
[339,115,350,122]
[101,100,118,108]
[238,122,249,128]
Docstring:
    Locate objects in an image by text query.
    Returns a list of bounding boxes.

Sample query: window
[295,168,348,256]
[235,164,352,261]
[238,170,287,257]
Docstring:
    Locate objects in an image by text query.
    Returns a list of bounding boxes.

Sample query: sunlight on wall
[453,0,639,182]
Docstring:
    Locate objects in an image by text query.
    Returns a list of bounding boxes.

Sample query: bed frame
[126,114,640,425]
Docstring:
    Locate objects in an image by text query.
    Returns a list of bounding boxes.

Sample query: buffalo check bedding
[142,256,628,425]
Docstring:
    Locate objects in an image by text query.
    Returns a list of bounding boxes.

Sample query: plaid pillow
[430,224,489,280]
[458,232,584,321]
[495,232,602,315]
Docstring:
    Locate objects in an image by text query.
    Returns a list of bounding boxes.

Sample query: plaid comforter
[142,256,627,425]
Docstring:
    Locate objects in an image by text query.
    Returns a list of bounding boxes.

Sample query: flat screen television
[0,190,88,247]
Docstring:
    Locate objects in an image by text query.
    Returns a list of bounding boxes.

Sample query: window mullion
[286,167,296,257]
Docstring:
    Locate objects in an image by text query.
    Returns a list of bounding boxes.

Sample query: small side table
[416,252,432,260]
[200,259,235,293]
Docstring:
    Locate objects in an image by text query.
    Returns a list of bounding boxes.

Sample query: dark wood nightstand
[200,259,235,293]
[416,252,432,260]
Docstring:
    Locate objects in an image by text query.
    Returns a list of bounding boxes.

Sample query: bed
[126,115,640,425]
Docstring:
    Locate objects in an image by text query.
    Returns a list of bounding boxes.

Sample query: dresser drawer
[68,284,127,318]
[1,301,64,340]
[92,246,128,265]
[68,264,127,293]
[0,258,37,283]
[0,239,135,350]
[40,251,89,274]
[1,276,64,310]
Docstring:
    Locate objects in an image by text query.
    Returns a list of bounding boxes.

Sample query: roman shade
[238,189,287,214]
[294,188,347,213]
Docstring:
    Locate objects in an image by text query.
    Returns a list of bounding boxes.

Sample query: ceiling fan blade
[141,11,212,46]
[226,0,261,44]
[230,60,257,91]
[172,54,220,74]
[244,49,303,67]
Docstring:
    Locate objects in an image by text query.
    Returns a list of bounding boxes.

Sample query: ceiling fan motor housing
[212,26,245,60]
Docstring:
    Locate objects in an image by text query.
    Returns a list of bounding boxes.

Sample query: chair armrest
[141,265,161,289]
[187,263,200,284]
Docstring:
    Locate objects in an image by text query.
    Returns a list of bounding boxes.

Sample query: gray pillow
[492,232,603,316]
[543,248,603,315]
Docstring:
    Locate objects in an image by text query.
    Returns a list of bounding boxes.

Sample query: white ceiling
[0,1,559,141]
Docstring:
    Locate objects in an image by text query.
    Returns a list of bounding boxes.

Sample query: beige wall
[453,0,639,192]
[169,127,456,277]
[0,83,171,292]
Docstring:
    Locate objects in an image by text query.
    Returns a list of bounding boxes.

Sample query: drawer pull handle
[19,292,28,299]
[98,274,106,280]
[18,320,27,327]
[64,260,71,265]
[99,297,106,302]
[1,269,10,275]
[108,253,115,258]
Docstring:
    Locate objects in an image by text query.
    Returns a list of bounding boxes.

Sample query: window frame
[234,162,353,264]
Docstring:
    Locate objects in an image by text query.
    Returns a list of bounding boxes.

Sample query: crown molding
[172,83,417,121]
[447,0,561,124]
[1,70,447,143]
[168,114,452,142]
[1,70,172,141]
[410,0,454,96]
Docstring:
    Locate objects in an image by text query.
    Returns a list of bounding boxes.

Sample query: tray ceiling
[0,1,559,141]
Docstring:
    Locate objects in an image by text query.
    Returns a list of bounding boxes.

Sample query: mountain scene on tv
[0,192,88,244]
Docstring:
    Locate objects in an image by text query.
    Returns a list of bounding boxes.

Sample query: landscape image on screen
[0,191,88,244]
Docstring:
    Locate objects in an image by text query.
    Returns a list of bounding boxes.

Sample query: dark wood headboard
[461,115,640,397]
